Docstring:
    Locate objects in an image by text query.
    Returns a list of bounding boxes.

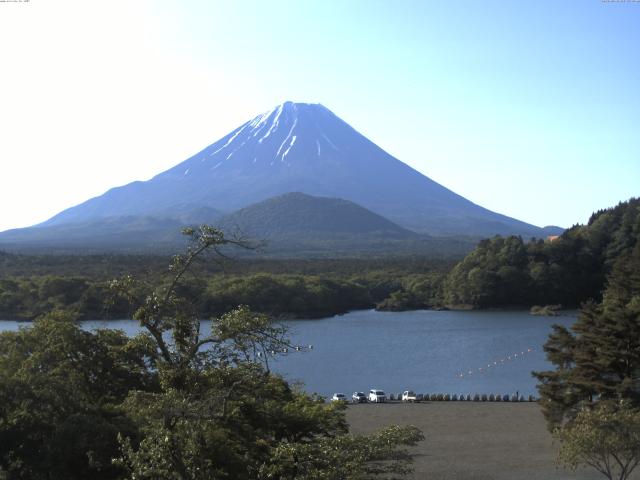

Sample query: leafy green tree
[0,311,157,480]
[110,226,424,479]
[555,402,640,480]
[259,425,424,480]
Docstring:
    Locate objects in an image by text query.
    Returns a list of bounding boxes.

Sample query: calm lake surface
[0,309,576,398]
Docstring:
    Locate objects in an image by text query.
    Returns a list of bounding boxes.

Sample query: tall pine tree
[535,243,640,429]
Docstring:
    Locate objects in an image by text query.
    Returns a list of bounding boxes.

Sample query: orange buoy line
[456,347,535,379]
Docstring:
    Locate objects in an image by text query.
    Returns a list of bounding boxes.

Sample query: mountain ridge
[0,192,478,257]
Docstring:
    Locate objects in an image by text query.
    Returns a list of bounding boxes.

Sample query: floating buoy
[456,347,537,381]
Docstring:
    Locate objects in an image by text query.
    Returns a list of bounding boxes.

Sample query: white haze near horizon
[0,1,638,233]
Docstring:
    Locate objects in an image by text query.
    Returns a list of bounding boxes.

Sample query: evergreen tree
[534,243,640,428]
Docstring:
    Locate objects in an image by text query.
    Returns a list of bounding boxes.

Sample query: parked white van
[369,389,387,403]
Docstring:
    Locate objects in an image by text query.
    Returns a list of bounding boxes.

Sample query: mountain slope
[0,193,477,257]
[0,206,224,253]
[39,101,550,237]
[0,216,186,252]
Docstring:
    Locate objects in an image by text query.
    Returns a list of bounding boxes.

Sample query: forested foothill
[443,198,640,309]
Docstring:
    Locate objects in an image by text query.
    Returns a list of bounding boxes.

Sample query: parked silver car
[352,392,367,403]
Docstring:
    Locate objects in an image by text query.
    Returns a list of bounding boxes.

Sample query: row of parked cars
[331,390,419,403]
[331,391,536,403]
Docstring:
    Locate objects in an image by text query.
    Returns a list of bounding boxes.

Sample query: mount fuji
[1,101,560,252]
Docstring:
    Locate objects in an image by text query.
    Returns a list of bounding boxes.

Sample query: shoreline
[0,305,580,323]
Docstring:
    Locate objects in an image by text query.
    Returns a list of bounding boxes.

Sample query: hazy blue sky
[1,0,638,232]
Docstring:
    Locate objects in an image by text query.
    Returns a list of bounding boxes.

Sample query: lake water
[0,309,575,398]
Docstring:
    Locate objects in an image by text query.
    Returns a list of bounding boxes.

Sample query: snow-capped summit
[167,101,347,173]
[39,101,545,237]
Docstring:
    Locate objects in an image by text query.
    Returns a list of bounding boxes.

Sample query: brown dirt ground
[346,402,613,480]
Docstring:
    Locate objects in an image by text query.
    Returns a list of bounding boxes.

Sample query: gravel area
[346,402,611,480]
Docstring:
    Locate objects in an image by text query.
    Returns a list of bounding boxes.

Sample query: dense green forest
[0,252,453,278]
[443,198,640,308]
[343,198,639,312]
[0,254,454,320]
